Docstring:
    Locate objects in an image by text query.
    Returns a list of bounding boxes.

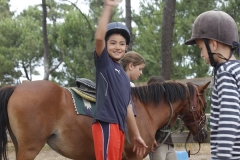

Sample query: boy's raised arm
[95,0,119,57]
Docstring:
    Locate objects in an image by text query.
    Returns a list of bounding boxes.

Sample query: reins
[156,83,206,156]
[181,84,206,155]
[130,82,208,157]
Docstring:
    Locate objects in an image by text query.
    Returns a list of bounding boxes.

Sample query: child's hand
[132,136,148,157]
[151,140,158,152]
[104,0,122,7]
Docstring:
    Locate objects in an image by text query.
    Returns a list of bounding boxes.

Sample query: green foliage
[173,0,219,79]
[19,6,42,23]
[133,0,163,82]
[52,9,95,86]
[0,0,14,19]
[0,0,239,87]
[132,0,225,81]
[0,17,42,85]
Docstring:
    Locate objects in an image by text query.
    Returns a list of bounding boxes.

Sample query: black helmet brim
[185,38,197,45]
[105,22,131,45]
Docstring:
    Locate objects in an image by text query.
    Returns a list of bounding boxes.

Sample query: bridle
[151,83,208,156]
[179,83,207,155]
[180,84,206,130]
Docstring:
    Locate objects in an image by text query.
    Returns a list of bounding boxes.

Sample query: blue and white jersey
[211,60,240,159]
[93,48,131,132]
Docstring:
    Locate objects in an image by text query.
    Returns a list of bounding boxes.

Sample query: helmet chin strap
[203,39,234,67]
[203,39,217,67]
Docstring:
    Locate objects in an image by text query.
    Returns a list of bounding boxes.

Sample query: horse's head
[179,81,211,143]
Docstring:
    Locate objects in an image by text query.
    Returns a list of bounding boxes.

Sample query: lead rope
[184,85,204,156]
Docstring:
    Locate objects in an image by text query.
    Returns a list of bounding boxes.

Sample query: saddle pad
[71,87,96,102]
[68,88,96,117]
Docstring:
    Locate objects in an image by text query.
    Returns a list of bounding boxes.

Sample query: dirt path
[6,143,211,160]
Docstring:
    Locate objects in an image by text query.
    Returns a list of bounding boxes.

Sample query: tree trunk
[42,0,50,80]
[125,0,132,51]
[160,0,176,80]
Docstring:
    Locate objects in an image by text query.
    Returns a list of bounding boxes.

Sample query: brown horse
[123,81,210,159]
[0,80,210,160]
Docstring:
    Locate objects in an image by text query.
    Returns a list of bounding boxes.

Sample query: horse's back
[8,80,66,115]
[12,80,63,100]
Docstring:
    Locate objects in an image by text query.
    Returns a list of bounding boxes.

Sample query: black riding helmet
[105,22,131,45]
[185,10,239,67]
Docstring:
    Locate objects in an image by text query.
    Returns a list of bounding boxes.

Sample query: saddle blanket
[67,87,96,117]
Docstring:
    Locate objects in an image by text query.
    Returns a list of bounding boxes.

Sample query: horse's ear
[200,81,211,91]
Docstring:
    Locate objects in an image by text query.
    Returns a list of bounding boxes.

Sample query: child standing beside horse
[92,0,147,159]
[120,50,145,121]
[185,10,240,159]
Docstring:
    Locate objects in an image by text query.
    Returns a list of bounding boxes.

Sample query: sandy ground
[6,143,211,160]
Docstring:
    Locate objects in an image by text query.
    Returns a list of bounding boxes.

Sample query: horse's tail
[0,86,16,160]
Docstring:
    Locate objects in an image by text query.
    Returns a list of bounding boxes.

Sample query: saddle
[75,78,96,102]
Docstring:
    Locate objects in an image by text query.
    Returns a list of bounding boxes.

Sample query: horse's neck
[137,102,169,133]
[152,101,184,130]
[169,100,187,126]
[134,102,159,142]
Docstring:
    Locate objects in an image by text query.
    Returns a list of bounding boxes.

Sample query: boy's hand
[151,140,158,152]
[104,0,122,7]
[132,136,148,157]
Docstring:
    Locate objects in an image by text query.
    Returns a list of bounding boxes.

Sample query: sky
[10,0,88,15]
[9,0,140,81]
[9,0,140,15]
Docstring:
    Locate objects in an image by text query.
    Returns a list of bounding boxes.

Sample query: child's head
[105,22,130,62]
[147,76,165,84]
[121,51,146,81]
[185,10,239,67]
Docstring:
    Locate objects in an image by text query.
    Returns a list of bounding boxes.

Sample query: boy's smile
[107,34,128,61]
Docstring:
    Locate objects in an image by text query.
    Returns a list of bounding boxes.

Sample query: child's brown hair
[120,51,146,71]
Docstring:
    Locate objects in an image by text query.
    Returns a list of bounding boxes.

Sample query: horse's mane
[131,82,195,104]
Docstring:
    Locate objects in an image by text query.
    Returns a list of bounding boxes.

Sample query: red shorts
[92,121,124,160]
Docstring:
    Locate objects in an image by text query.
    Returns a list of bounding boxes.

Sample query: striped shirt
[211,60,240,160]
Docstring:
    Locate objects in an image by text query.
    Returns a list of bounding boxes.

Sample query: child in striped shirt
[185,10,240,160]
